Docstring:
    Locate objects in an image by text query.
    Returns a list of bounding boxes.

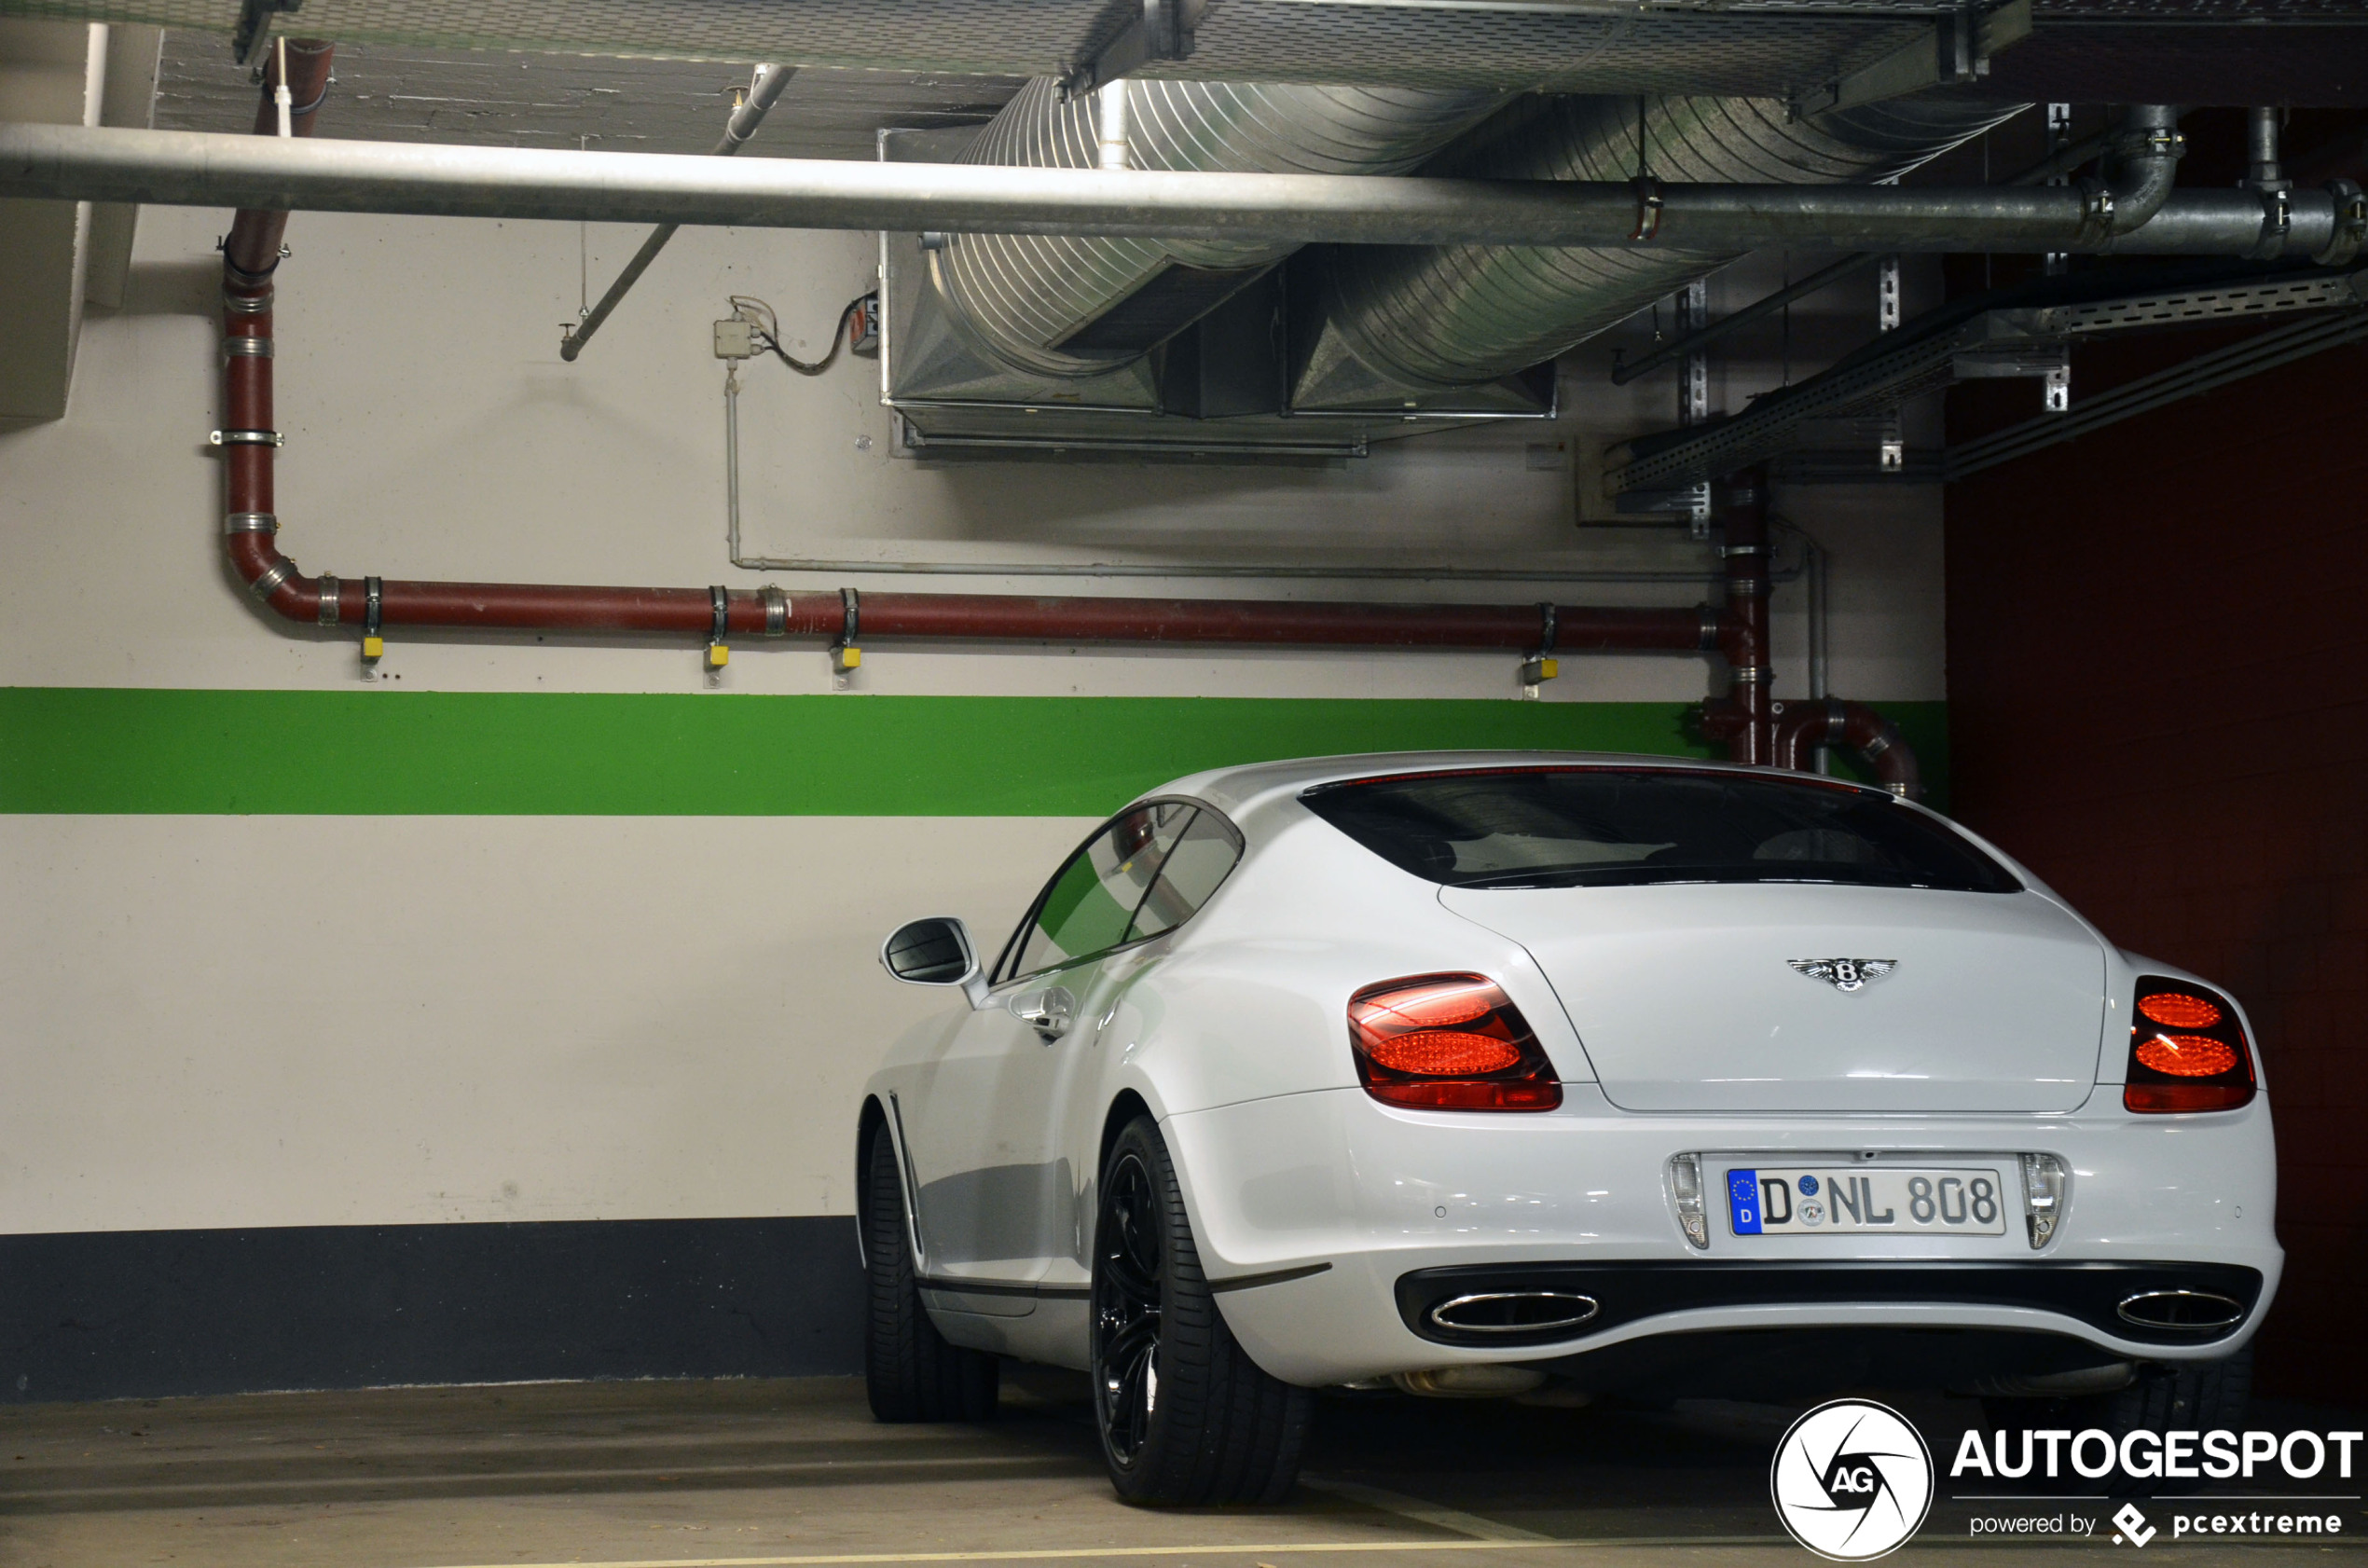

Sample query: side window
[1007,803,1194,982]
[1126,811,1242,942]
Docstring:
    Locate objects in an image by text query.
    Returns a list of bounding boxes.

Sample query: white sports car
[858,752,2277,1504]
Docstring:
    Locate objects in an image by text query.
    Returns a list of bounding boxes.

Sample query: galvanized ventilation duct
[935,76,1507,378]
[1292,92,2026,408]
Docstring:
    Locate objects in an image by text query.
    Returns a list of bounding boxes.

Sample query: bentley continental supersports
[858,753,2275,1504]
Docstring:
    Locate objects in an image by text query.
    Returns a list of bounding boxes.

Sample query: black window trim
[990,795,1246,988]
[1294,762,2017,895]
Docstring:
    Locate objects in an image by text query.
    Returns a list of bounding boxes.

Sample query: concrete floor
[1,1371,2359,1567]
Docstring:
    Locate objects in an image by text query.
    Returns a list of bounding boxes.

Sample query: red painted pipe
[209,56,1911,801]
[1696,470,1773,766]
[212,52,1726,659]
[1774,698,1922,800]
[221,39,334,290]
[779,594,1714,651]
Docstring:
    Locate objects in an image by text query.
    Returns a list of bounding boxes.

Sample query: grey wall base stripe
[0,1217,864,1404]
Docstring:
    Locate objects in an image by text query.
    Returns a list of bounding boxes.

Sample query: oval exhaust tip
[2116,1289,2246,1332]
[1426,1290,1600,1336]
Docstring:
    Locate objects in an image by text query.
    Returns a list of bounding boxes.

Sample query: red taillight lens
[1348,974,1561,1111]
[2125,977,2254,1114]
[2138,991,2224,1030]
[2134,1034,2239,1078]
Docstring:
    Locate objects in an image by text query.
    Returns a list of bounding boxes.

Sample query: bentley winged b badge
[1789,957,1897,993]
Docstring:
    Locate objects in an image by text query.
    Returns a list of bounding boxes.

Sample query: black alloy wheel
[1094,1146,1164,1467]
[862,1121,999,1423]
[1089,1115,1311,1505]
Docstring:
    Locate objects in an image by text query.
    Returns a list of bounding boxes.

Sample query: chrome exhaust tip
[2116,1289,2247,1332]
[1425,1290,1600,1337]
[1390,1365,1548,1398]
[1963,1361,2136,1398]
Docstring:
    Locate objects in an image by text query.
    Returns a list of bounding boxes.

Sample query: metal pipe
[218,39,332,288]
[1774,698,1921,799]
[1095,82,1130,172]
[215,71,1732,660]
[1807,540,1831,774]
[723,370,1772,586]
[201,67,1879,790]
[10,121,2346,257]
[1694,469,1775,768]
[2248,107,2287,191]
[1604,123,2127,388]
[560,62,794,362]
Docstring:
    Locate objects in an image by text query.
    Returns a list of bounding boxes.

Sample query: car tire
[1982,1345,2252,1496]
[1091,1114,1312,1506]
[863,1126,999,1424]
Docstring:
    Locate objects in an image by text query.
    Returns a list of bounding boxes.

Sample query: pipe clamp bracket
[707,585,732,669]
[833,586,862,674]
[211,429,284,447]
[1521,602,1560,686]
[1629,176,1665,243]
[363,576,384,664]
[2314,180,2365,268]
[2251,186,2293,260]
[246,559,296,602]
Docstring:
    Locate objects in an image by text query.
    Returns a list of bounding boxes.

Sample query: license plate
[1727,1165,2010,1236]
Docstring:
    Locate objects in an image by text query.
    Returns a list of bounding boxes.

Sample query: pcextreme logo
[1770,1399,1935,1561]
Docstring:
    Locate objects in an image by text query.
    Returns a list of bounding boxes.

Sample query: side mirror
[880,916,988,1009]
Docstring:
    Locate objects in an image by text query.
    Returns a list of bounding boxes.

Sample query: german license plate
[1727,1165,2010,1236]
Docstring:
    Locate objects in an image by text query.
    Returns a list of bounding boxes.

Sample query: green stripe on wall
[0,689,1946,817]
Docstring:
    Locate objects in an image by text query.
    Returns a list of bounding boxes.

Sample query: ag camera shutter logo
[1770,1398,1934,1561]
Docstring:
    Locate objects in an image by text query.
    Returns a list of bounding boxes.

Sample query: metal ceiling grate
[1158,6,1926,95]
[7,0,2347,88]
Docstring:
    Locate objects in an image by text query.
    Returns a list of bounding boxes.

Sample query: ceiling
[106,0,2368,157]
[155,31,1021,158]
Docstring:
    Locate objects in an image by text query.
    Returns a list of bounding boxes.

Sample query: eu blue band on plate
[1728,1167,1761,1234]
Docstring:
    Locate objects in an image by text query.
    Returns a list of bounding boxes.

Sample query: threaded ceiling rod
[560,62,795,363]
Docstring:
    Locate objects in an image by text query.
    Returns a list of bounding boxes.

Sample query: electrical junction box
[713,318,757,359]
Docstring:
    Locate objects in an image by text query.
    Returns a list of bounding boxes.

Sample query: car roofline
[1149,750,1893,823]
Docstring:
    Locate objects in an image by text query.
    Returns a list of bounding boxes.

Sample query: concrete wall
[0,20,103,423]
[0,147,1948,1394]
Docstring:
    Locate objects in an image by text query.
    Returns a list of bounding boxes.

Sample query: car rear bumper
[1396,1259,2264,1348]
[1161,1083,2280,1387]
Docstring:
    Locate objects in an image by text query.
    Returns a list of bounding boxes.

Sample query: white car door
[1042,807,1247,1285]
[901,803,1195,1293]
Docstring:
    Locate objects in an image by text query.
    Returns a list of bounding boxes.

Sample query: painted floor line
[414,1541,1786,1568]
[7,1452,1055,1502]
[1301,1477,1554,1543]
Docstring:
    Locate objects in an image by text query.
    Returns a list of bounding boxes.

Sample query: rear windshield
[1301,767,2019,893]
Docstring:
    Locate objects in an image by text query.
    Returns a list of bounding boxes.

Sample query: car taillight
[2125,977,2255,1113]
[1348,973,1561,1111]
